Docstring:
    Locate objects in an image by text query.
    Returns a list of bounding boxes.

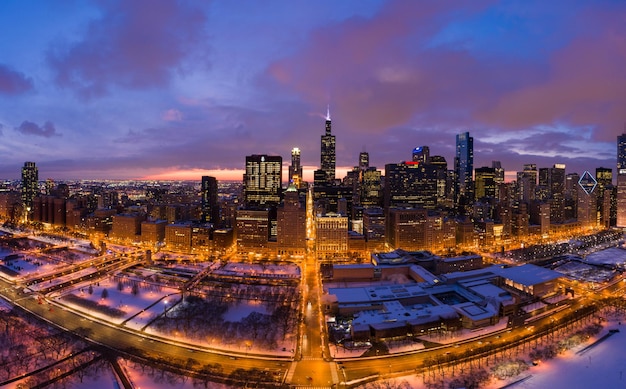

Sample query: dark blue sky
[0,0,623,181]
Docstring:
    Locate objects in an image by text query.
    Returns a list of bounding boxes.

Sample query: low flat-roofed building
[351,300,461,340]
[371,249,438,267]
[493,263,562,297]
[409,265,441,285]
[453,302,499,328]
[331,264,377,282]
[435,254,483,274]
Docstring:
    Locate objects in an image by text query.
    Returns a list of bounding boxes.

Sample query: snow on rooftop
[585,247,626,266]
[494,263,562,286]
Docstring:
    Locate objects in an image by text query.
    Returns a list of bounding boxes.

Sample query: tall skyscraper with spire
[21,161,38,218]
[320,106,336,185]
[289,147,303,189]
[617,133,626,227]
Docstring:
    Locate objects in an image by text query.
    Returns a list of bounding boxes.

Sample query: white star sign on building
[578,171,597,195]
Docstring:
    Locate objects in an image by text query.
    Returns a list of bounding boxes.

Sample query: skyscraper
[454,132,474,210]
[474,167,496,200]
[617,134,626,227]
[21,161,38,218]
[517,163,537,202]
[320,107,336,185]
[201,176,219,224]
[289,147,303,189]
[412,146,430,164]
[549,164,566,223]
[243,154,282,206]
[359,151,369,171]
[492,161,504,184]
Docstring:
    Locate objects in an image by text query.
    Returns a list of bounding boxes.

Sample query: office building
[289,147,304,189]
[517,164,537,202]
[492,161,504,184]
[384,161,438,210]
[617,134,626,227]
[201,176,219,224]
[454,132,474,211]
[320,107,336,185]
[235,209,270,252]
[21,161,38,217]
[474,166,497,200]
[243,154,282,206]
[315,213,348,258]
[359,151,369,171]
[412,146,429,164]
[277,185,306,255]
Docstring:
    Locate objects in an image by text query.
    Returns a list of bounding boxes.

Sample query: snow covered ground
[490,320,626,389]
[383,317,626,389]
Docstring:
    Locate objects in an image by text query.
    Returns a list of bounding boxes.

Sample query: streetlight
[163,299,168,318]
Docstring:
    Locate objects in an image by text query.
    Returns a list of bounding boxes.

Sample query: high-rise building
[289,147,303,189]
[320,107,336,185]
[201,176,219,224]
[412,146,430,164]
[384,162,438,210]
[243,154,282,206]
[617,134,626,227]
[549,164,566,223]
[596,167,613,227]
[315,213,348,258]
[492,161,504,184]
[454,132,474,210]
[517,164,537,202]
[21,161,38,218]
[277,185,306,255]
[474,167,496,200]
[359,151,369,171]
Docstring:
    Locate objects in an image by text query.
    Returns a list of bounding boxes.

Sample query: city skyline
[0,1,624,181]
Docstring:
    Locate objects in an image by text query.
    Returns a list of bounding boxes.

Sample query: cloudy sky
[0,0,623,182]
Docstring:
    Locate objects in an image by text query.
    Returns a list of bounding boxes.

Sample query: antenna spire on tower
[326,105,331,121]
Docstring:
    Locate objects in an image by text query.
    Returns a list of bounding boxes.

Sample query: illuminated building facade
[111,214,146,241]
[320,108,336,185]
[289,147,303,189]
[277,185,306,255]
[21,161,38,218]
[617,134,626,227]
[474,166,496,200]
[315,213,348,258]
[384,162,438,210]
[201,176,219,224]
[517,164,537,202]
[165,223,193,253]
[412,146,429,164]
[141,220,167,244]
[243,154,282,206]
[235,208,270,252]
[454,132,474,212]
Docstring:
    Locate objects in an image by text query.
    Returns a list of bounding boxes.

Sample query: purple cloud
[47,0,208,98]
[0,64,34,95]
[264,0,626,162]
[16,121,61,138]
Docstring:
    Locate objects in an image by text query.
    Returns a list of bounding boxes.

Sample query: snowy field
[487,320,626,388]
[52,275,180,328]
[383,317,626,389]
